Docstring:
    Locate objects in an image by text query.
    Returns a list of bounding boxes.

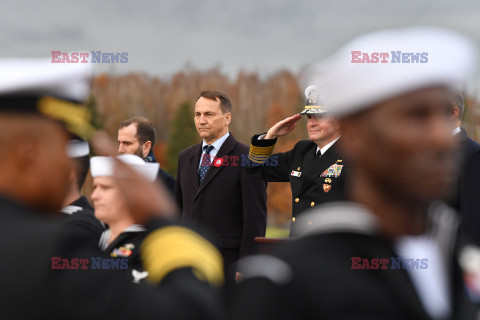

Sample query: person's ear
[69,168,77,185]
[143,141,152,157]
[449,106,460,121]
[225,112,232,126]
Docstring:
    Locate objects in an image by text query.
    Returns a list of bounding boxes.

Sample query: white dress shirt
[316,136,340,156]
[198,132,230,169]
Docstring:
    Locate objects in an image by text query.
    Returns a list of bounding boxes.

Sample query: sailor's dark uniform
[233,202,479,320]
[99,224,148,283]
[60,196,105,243]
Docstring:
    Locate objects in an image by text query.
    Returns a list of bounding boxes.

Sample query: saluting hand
[264,114,302,139]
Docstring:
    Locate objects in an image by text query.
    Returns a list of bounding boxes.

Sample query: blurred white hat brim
[0,58,93,101]
[91,155,159,181]
[309,27,477,117]
[67,140,90,158]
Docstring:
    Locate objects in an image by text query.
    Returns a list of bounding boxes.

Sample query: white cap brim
[67,140,90,158]
[0,58,93,101]
[90,154,159,182]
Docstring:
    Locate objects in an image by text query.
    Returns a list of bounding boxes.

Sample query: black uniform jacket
[60,196,105,243]
[175,133,267,267]
[450,128,480,246]
[0,194,223,320]
[99,225,148,283]
[247,135,347,235]
[233,202,478,320]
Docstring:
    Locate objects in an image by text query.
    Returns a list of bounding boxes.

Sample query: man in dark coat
[0,60,224,320]
[247,85,347,236]
[233,27,479,320]
[175,90,267,280]
[447,91,480,246]
[118,116,176,197]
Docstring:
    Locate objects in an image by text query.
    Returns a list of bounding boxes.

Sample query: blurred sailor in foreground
[233,27,480,320]
[246,86,347,236]
[60,138,105,242]
[0,59,224,320]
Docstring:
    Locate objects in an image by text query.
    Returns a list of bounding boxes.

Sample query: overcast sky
[2,0,480,88]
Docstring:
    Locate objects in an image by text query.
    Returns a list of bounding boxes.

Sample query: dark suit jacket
[247,136,347,236]
[144,150,176,197]
[175,134,267,267]
[451,128,480,246]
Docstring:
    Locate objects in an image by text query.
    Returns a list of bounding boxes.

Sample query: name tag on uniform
[291,170,302,177]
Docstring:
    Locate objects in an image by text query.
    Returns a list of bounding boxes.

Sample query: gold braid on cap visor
[38,96,96,139]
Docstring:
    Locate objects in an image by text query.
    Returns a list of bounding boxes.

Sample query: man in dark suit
[233,27,479,320]
[448,91,480,246]
[175,90,267,280]
[247,85,346,236]
[118,116,176,196]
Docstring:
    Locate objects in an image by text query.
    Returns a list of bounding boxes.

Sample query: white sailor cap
[0,59,95,138]
[90,154,159,182]
[309,27,477,117]
[67,140,90,158]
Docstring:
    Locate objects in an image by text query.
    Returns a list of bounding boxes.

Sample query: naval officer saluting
[246,85,347,236]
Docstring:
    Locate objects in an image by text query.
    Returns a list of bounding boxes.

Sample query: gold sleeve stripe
[248,144,275,164]
[250,145,275,154]
[38,96,96,139]
[141,226,224,286]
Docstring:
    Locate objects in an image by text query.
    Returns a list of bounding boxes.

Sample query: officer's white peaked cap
[90,154,159,182]
[309,27,477,117]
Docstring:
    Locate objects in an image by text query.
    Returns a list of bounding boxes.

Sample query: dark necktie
[199,145,214,183]
[316,149,322,159]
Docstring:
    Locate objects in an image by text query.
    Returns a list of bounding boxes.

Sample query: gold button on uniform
[295,198,299,203]
[311,202,315,207]
[292,217,296,222]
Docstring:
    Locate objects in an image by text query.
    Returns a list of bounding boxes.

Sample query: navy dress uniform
[233,203,478,320]
[450,128,480,246]
[60,195,105,242]
[99,225,148,283]
[60,139,105,243]
[247,86,347,236]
